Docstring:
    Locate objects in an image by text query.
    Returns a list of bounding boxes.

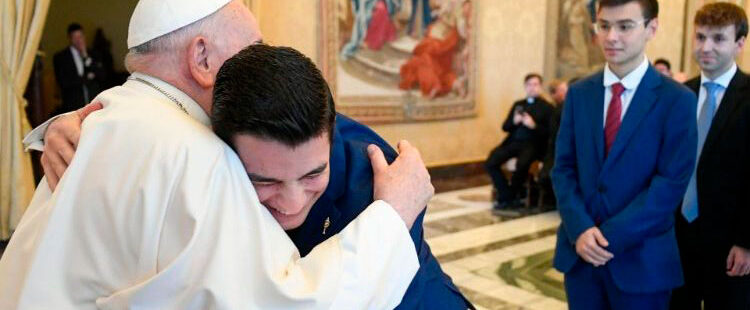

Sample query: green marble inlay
[497,250,566,302]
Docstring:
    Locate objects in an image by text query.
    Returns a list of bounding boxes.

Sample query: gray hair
[124,8,224,72]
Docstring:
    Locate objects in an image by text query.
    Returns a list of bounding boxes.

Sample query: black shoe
[492,198,524,217]
[493,200,512,210]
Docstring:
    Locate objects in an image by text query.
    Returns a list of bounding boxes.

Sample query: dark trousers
[565,262,671,310]
[670,215,750,310]
[484,141,538,203]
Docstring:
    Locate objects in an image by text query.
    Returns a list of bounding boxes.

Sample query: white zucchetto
[127,0,232,49]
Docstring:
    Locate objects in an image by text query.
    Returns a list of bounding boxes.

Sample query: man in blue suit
[212,45,473,309]
[552,0,698,309]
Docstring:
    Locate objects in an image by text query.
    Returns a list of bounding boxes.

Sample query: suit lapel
[602,66,661,170]
[587,73,606,165]
[702,70,749,154]
[685,77,700,95]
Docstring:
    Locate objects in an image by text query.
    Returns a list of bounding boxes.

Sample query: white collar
[603,56,650,90]
[700,63,737,89]
[69,46,81,58]
[125,72,211,127]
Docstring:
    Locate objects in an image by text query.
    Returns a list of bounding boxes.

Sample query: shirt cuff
[23,113,68,152]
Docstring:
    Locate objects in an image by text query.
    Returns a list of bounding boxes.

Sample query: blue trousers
[565,262,671,310]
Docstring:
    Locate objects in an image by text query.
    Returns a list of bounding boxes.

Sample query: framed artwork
[545,0,605,81]
[319,0,477,123]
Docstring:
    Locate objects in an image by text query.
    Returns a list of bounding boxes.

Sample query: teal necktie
[682,82,722,222]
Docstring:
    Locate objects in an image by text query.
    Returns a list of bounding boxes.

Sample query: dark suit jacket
[501,97,554,153]
[541,101,564,179]
[53,47,103,115]
[552,65,698,293]
[685,71,750,253]
[287,114,472,309]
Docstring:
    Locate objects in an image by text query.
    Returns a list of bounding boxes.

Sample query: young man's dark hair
[212,44,336,148]
[695,2,749,41]
[598,0,658,22]
[654,58,671,70]
[524,72,543,83]
[67,23,83,36]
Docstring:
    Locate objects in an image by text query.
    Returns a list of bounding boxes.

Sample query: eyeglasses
[594,20,648,35]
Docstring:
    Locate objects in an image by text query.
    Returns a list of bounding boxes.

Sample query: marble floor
[425,185,566,310]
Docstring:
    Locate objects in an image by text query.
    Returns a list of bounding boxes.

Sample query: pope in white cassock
[0,0,435,309]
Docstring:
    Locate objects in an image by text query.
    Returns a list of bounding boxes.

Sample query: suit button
[598,185,607,193]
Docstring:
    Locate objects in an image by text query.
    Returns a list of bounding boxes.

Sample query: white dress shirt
[602,57,650,127]
[69,46,85,76]
[698,63,737,119]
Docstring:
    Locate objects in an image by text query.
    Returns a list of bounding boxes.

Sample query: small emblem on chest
[322,217,331,235]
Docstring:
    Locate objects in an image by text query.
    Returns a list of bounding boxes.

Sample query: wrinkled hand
[368,140,434,230]
[726,245,750,277]
[575,227,614,267]
[41,102,102,190]
[521,113,536,129]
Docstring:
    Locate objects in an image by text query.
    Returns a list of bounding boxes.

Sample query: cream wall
[646,0,687,72]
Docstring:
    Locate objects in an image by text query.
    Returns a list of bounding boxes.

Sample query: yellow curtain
[0,0,50,240]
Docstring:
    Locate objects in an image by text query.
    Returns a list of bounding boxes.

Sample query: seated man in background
[31,44,474,309]
[485,73,553,210]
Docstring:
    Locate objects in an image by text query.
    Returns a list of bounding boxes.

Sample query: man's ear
[736,35,746,51]
[646,18,659,40]
[187,36,215,88]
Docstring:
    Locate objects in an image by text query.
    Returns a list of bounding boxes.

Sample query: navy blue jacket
[552,66,697,293]
[287,114,472,309]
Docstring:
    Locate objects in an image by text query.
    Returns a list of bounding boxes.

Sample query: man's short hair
[212,44,336,148]
[598,0,659,22]
[67,23,82,36]
[654,58,671,70]
[695,2,748,41]
[524,73,542,84]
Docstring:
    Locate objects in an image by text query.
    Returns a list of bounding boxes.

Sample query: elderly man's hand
[41,102,102,190]
[368,140,434,230]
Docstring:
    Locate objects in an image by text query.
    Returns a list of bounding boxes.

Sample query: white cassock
[0,73,419,309]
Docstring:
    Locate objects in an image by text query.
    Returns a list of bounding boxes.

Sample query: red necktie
[604,83,624,156]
